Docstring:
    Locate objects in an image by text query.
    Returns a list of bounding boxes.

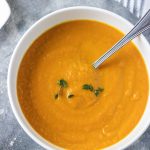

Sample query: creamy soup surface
[17,20,149,150]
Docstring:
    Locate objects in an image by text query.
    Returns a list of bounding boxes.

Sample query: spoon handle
[93,9,150,69]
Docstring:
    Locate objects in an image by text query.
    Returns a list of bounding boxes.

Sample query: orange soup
[17,20,149,150]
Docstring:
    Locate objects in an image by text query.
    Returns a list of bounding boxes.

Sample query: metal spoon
[92,9,150,69]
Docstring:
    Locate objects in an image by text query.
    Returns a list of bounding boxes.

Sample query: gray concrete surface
[0,0,150,149]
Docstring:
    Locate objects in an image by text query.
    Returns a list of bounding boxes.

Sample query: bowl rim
[7,6,150,150]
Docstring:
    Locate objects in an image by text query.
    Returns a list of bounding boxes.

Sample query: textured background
[0,0,150,149]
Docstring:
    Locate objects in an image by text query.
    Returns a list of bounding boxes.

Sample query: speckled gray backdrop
[0,0,150,150]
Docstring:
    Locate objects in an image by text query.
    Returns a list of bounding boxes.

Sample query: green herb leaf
[97,87,104,92]
[54,93,59,99]
[94,90,100,96]
[94,87,104,96]
[82,84,94,91]
[57,79,68,88]
[67,94,74,99]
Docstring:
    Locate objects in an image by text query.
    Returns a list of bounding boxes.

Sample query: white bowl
[0,0,11,29]
[7,6,150,150]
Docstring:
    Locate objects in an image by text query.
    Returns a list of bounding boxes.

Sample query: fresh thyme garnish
[57,79,68,88]
[54,93,59,99]
[67,94,74,99]
[55,79,75,99]
[82,84,94,91]
[54,80,104,99]
[94,87,104,96]
[82,84,104,97]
